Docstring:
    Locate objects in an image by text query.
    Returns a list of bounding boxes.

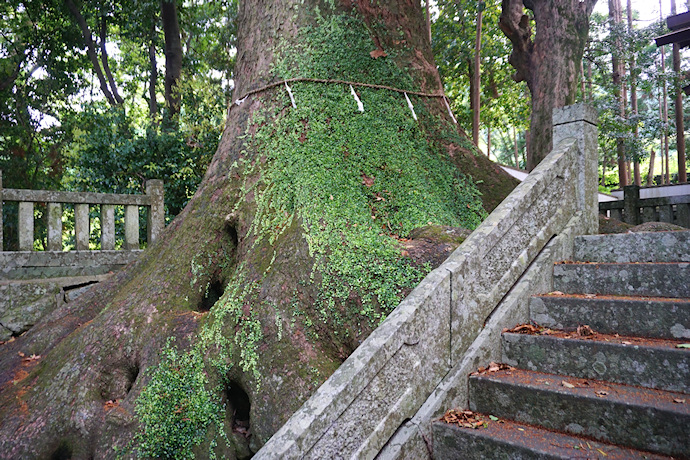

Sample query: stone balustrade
[1,172,164,252]
[0,172,164,282]
[254,104,599,459]
[599,184,690,228]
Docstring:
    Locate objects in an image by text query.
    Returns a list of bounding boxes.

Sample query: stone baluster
[75,204,90,250]
[18,202,34,251]
[124,205,139,250]
[47,203,63,251]
[623,185,641,225]
[101,205,115,250]
[146,180,164,246]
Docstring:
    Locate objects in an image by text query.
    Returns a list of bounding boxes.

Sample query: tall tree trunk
[671,0,688,182]
[486,125,491,159]
[661,0,671,184]
[513,126,520,168]
[499,0,597,171]
[98,16,124,105]
[65,0,119,106]
[0,2,518,458]
[161,0,183,120]
[148,21,159,119]
[627,0,641,186]
[610,0,628,187]
[648,148,656,185]
[472,5,483,146]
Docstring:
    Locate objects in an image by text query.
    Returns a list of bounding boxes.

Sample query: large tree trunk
[161,0,183,120]
[0,1,517,458]
[610,0,628,187]
[499,0,596,170]
[472,6,483,146]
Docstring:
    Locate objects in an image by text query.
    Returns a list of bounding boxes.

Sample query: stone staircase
[433,230,690,459]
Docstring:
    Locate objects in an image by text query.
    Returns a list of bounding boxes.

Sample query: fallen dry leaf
[22,354,41,363]
[562,381,575,389]
[577,325,595,336]
[370,49,387,59]
[362,173,375,187]
[673,398,685,404]
[440,409,486,429]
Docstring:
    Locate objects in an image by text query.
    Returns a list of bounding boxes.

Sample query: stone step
[573,231,690,264]
[468,368,690,457]
[529,294,690,340]
[552,262,690,298]
[501,332,690,393]
[432,415,673,460]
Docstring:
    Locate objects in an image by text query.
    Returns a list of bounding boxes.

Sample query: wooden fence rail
[0,170,164,252]
[599,184,690,228]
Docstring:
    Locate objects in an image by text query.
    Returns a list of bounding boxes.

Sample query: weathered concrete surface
[0,250,141,280]
[530,295,690,339]
[574,230,690,263]
[254,104,598,460]
[502,332,690,392]
[432,419,670,460]
[0,282,62,340]
[255,267,452,459]
[377,214,589,460]
[469,369,690,457]
[553,262,690,298]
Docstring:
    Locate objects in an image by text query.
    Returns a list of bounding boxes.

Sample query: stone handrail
[254,104,598,459]
[0,173,164,283]
[0,172,164,252]
[599,184,690,228]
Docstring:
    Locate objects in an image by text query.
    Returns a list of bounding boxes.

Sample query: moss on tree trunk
[0,1,517,458]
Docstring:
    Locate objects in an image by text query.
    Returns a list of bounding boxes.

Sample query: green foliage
[63,102,221,218]
[243,13,486,329]
[134,340,225,460]
[432,0,530,160]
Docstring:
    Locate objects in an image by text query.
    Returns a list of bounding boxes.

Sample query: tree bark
[0,1,518,458]
[609,0,628,187]
[627,0,641,186]
[647,148,656,185]
[148,21,159,119]
[99,15,124,105]
[65,0,119,106]
[671,0,687,183]
[499,0,597,170]
[472,5,483,146]
[161,0,183,120]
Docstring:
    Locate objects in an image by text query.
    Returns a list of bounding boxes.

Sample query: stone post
[18,202,34,251]
[75,204,90,250]
[101,205,115,250]
[124,205,139,250]
[552,103,599,234]
[47,203,63,251]
[0,170,3,251]
[146,180,164,246]
[623,185,641,225]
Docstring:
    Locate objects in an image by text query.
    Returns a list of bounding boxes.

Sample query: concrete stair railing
[254,104,599,459]
[433,230,690,459]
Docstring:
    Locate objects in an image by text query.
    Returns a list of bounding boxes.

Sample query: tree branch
[99,15,124,105]
[65,0,118,106]
[499,0,533,85]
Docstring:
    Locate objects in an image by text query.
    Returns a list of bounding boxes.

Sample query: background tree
[0,1,517,458]
[499,0,598,170]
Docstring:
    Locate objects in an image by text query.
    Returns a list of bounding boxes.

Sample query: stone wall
[254,104,599,459]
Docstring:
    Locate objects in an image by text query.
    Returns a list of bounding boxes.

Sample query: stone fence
[0,173,164,282]
[254,104,599,459]
[599,184,690,228]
